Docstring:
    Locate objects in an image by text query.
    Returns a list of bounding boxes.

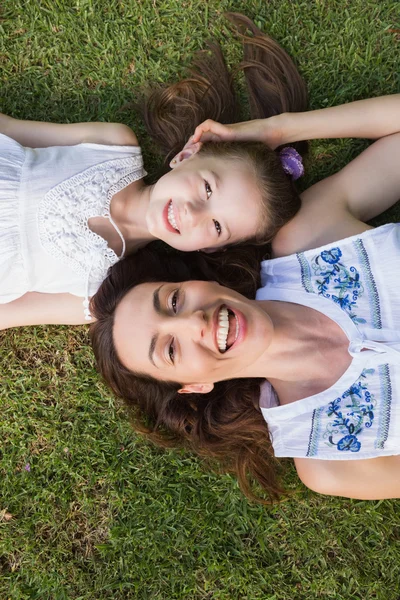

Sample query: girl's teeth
[167,201,179,232]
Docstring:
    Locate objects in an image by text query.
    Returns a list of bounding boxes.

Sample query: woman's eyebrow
[153,284,163,315]
[149,334,158,367]
[148,284,164,367]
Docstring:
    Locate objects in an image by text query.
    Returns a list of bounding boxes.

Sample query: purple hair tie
[279,147,304,180]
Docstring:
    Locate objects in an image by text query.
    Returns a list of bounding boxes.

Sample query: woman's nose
[175,309,207,339]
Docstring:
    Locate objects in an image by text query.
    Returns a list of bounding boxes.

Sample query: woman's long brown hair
[91,14,309,502]
[91,245,284,503]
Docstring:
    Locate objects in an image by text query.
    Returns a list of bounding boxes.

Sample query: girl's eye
[205,180,212,199]
[213,220,222,236]
[168,339,175,364]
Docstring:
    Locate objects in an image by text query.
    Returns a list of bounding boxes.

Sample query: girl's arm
[192,94,400,149]
[0,292,93,330]
[295,455,400,500]
[0,113,138,148]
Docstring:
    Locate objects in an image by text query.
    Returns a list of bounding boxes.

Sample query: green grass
[1,1,400,598]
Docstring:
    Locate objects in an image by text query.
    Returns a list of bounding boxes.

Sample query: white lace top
[0,133,146,316]
[256,224,400,460]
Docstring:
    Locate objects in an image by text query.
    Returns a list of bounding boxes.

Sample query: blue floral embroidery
[320,248,342,264]
[336,435,361,452]
[309,246,366,324]
[324,369,375,452]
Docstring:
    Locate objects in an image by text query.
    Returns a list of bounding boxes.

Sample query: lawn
[0,1,399,598]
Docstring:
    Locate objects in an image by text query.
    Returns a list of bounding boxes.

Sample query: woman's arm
[302,131,400,221]
[0,113,138,148]
[295,455,400,500]
[0,292,93,330]
[279,94,400,145]
[273,132,400,256]
[192,94,400,149]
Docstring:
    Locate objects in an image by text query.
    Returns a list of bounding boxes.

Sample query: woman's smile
[214,304,246,353]
[112,280,272,388]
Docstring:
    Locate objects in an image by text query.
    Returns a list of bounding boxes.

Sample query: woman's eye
[171,290,179,314]
[213,220,222,236]
[204,180,212,199]
[168,339,175,363]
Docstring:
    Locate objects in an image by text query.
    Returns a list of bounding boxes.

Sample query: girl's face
[145,153,263,252]
[113,280,273,392]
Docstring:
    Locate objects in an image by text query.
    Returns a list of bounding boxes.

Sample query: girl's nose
[183,202,204,229]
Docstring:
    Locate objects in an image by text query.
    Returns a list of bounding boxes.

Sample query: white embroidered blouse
[0,133,146,316]
[256,224,400,460]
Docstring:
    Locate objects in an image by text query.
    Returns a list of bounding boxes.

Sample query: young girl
[0,14,308,330]
[90,94,400,503]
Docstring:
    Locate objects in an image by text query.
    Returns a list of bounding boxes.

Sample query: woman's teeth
[217,306,239,352]
[167,201,179,232]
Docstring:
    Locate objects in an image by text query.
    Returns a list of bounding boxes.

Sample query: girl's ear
[178,382,214,394]
[169,139,203,169]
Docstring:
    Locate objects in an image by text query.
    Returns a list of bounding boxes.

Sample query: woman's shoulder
[269,221,397,263]
[272,205,372,258]
[295,455,400,499]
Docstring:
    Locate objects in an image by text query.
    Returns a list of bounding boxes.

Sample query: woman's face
[113,280,273,392]
[145,153,263,252]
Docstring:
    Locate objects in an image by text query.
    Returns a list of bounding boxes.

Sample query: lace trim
[37,154,146,318]
[103,170,146,259]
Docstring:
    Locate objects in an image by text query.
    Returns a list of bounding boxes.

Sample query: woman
[90,95,400,503]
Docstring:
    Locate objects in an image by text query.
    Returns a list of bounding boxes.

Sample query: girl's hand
[191,116,283,150]
[0,113,138,148]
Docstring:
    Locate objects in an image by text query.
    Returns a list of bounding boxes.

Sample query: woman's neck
[246,300,351,398]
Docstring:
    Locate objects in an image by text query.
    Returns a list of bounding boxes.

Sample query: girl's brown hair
[138,12,308,244]
[90,245,284,503]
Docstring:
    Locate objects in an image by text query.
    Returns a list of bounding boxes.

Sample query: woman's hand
[192,96,400,152]
[191,116,283,150]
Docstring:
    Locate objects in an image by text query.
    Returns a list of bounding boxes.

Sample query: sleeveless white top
[256,224,400,460]
[0,133,146,317]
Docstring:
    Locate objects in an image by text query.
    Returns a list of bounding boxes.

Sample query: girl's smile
[144,153,262,252]
[165,200,180,233]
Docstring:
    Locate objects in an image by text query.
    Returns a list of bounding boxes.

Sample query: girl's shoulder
[81,123,139,147]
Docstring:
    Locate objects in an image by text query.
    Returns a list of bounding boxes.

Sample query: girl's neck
[110,180,156,252]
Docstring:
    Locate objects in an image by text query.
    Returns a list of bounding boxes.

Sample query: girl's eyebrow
[211,170,220,189]
[148,284,164,367]
[210,171,231,240]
